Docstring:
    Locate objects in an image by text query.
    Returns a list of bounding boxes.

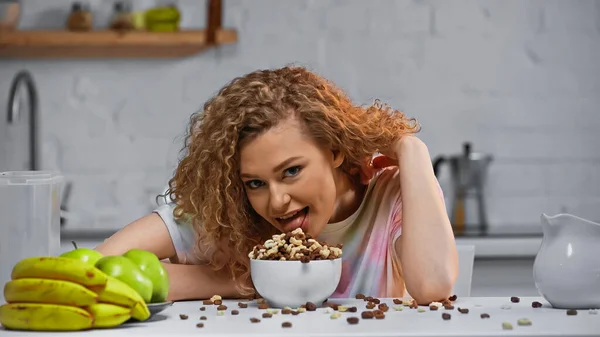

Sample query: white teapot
[533,213,600,309]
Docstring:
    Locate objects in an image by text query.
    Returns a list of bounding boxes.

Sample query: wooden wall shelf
[0,29,238,58]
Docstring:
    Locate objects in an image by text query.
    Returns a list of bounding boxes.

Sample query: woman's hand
[352,136,420,185]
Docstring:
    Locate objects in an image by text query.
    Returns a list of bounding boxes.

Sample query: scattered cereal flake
[338,306,349,312]
[297,307,307,313]
[502,322,513,330]
[393,306,404,311]
[267,309,279,314]
[217,311,225,316]
[429,302,443,309]
[402,299,413,306]
[500,304,511,310]
[330,312,342,319]
[517,318,532,326]
[417,308,426,313]
[210,295,222,301]
[283,306,292,311]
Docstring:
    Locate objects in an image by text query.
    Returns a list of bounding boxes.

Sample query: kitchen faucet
[7,70,72,226]
[7,70,39,170]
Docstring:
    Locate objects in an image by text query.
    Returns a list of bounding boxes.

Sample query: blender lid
[0,171,64,185]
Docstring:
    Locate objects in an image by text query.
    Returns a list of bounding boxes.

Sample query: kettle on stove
[433,142,493,235]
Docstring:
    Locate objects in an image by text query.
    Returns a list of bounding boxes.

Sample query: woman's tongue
[279,208,307,229]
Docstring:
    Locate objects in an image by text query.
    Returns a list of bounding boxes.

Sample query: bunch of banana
[0,256,150,331]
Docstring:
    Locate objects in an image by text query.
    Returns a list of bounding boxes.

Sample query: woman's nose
[269,184,291,213]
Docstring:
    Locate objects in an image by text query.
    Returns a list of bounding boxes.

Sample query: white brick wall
[0,0,598,230]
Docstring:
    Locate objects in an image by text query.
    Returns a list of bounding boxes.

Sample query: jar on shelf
[66,1,93,32]
[110,1,135,32]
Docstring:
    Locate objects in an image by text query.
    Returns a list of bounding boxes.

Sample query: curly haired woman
[96,66,458,305]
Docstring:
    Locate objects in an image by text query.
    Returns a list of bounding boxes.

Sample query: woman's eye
[245,180,264,189]
[284,166,302,177]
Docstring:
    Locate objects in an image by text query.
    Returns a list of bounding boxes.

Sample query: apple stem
[71,241,78,249]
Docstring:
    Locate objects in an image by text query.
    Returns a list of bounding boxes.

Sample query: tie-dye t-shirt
[154,166,440,298]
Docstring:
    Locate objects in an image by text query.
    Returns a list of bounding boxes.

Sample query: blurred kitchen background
[1,0,599,297]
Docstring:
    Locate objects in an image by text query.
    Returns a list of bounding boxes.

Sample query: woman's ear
[332,150,345,169]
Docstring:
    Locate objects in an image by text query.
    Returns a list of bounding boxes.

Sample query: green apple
[123,249,169,303]
[95,255,153,303]
[60,241,104,265]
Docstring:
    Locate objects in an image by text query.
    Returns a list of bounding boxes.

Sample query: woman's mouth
[277,207,309,232]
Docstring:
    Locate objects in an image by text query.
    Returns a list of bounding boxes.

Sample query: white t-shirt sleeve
[153,202,196,263]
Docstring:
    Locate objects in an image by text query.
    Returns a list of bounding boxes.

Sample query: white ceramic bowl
[250,258,342,308]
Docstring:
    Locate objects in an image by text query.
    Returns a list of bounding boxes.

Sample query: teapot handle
[432,156,446,177]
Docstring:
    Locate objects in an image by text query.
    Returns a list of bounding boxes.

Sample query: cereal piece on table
[371,298,381,304]
[267,309,279,314]
[356,293,366,299]
[417,308,426,313]
[429,302,443,309]
[297,307,307,313]
[373,310,385,319]
[291,310,300,315]
[378,303,389,312]
[217,305,227,310]
[337,306,348,312]
[402,299,413,306]
[567,310,578,316]
[238,302,248,308]
[210,295,222,301]
[502,322,513,330]
[214,300,223,305]
[262,313,272,318]
[200,316,207,320]
[448,294,457,301]
[231,310,239,315]
[442,313,451,320]
[200,306,206,311]
[444,305,454,310]
[250,318,261,323]
[361,311,374,319]
[429,305,439,311]
[203,300,213,305]
[258,303,269,309]
[393,298,402,305]
[458,307,469,314]
[510,296,520,303]
[347,317,360,324]
[531,301,543,308]
[366,303,376,309]
[330,312,342,319]
[348,306,358,312]
[179,314,188,320]
[196,323,204,328]
[517,318,532,326]
[305,302,317,311]
[480,313,490,319]
[281,322,292,328]
[393,306,403,311]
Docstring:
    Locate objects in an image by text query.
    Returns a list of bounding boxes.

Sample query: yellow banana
[11,256,107,287]
[4,278,98,306]
[90,275,150,321]
[0,303,93,331]
[132,300,151,321]
[84,303,131,328]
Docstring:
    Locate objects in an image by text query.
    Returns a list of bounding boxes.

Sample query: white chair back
[453,244,475,297]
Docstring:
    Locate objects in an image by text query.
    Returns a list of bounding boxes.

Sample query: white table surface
[1,297,598,337]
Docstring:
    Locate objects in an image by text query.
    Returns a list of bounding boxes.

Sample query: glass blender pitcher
[0,171,64,302]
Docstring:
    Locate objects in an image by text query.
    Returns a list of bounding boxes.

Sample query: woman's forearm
[162,262,241,301]
[395,137,458,304]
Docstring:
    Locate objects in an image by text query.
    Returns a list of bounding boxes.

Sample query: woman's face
[239,118,344,237]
